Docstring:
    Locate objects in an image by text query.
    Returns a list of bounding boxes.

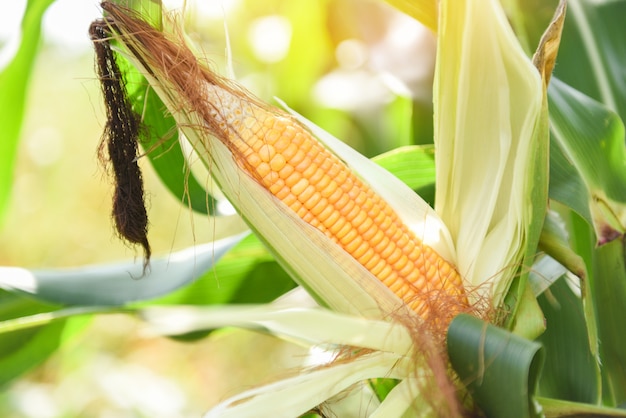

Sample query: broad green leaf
[0,0,56,224]
[447,314,545,418]
[566,212,601,361]
[0,292,87,387]
[548,78,626,243]
[536,277,600,403]
[553,0,626,121]
[0,320,66,387]
[372,145,435,192]
[0,233,246,306]
[548,139,591,224]
[591,239,626,405]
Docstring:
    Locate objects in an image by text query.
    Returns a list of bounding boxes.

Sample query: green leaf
[369,378,400,403]
[0,320,66,387]
[565,210,625,406]
[372,145,435,192]
[0,291,89,387]
[447,314,545,418]
[548,137,592,225]
[536,277,600,403]
[260,1,332,108]
[548,78,626,243]
[151,234,297,306]
[553,0,626,122]
[537,397,626,417]
[0,305,120,334]
[591,239,626,405]
[0,234,246,306]
[0,0,57,224]
[538,211,588,280]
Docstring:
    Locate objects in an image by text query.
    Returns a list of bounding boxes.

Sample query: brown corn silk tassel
[90,19,151,269]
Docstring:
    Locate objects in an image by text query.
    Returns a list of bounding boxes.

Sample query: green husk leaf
[141,305,412,353]
[205,351,407,418]
[433,0,548,311]
[447,314,545,418]
[509,279,546,340]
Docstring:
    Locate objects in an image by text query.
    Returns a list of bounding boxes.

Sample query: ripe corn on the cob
[101,1,468,320]
[206,86,468,319]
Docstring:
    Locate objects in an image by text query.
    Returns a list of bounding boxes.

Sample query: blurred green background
[0,0,435,415]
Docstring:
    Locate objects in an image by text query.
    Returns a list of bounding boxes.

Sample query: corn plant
[1,0,626,416]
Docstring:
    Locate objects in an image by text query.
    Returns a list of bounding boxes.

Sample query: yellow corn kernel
[210,91,467,320]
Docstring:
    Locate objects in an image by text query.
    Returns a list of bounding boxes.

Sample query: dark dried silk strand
[90,21,151,268]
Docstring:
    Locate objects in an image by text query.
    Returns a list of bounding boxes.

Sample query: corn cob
[207,86,468,319]
[101,2,468,320]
